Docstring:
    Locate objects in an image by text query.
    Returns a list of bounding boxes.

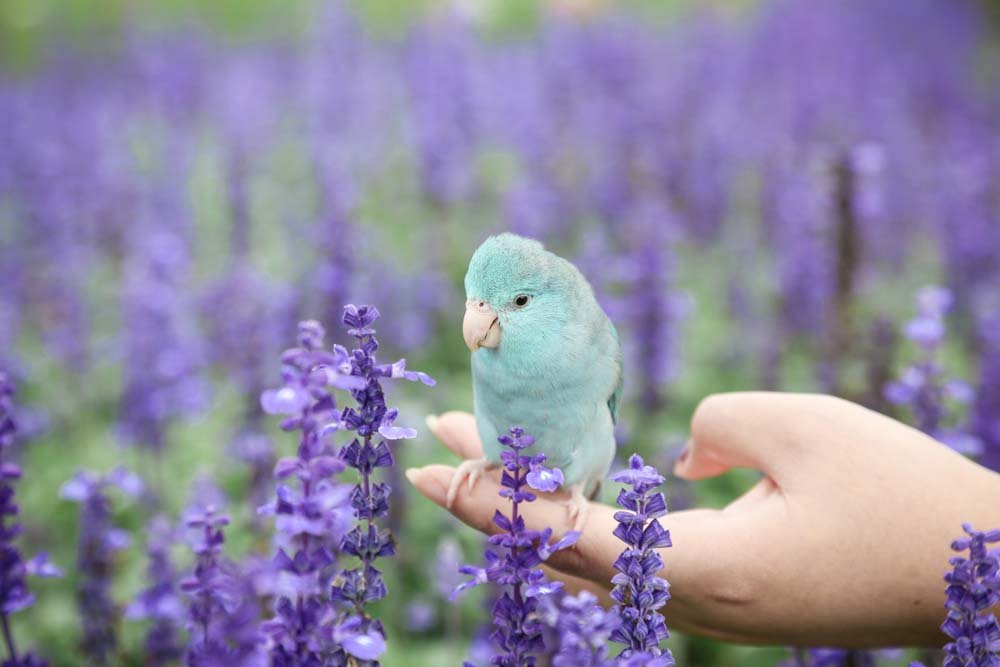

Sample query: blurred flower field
[0,0,998,665]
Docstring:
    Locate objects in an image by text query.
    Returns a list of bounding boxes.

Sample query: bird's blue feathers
[465,233,623,495]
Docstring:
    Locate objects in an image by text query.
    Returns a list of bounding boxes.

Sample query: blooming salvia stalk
[972,317,1000,473]
[538,591,620,667]
[609,454,674,663]
[181,492,265,666]
[259,320,362,664]
[884,286,980,455]
[621,199,689,414]
[330,304,435,664]
[463,534,502,666]
[0,372,61,667]
[117,230,208,459]
[125,517,184,666]
[260,311,431,664]
[0,373,14,451]
[434,535,465,652]
[452,426,579,666]
[199,257,296,520]
[60,468,144,667]
[183,503,230,663]
[940,524,1000,665]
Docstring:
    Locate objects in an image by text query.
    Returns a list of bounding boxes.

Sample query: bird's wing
[608,323,624,425]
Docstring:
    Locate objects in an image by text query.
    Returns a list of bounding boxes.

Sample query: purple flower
[404,18,478,207]
[182,503,231,661]
[452,426,580,666]
[885,286,981,455]
[904,318,945,349]
[538,591,620,667]
[434,537,464,601]
[940,523,1000,664]
[973,318,1000,473]
[760,158,834,341]
[0,374,15,451]
[403,601,436,632]
[126,517,184,666]
[619,199,689,412]
[0,372,59,667]
[181,492,265,667]
[330,304,434,664]
[327,616,387,662]
[60,468,143,666]
[117,227,209,458]
[780,649,877,667]
[198,260,295,524]
[386,359,436,387]
[609,455,665,491]
[260,310,430,665]
[259,321,357,664]
[609,454,674,663]
[526,463,563,493]
[917,286,953,319]
[616,652,676,667]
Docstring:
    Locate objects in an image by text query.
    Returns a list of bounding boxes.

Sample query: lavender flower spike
[125,517,183,666]
[452,426,580,666]
[884,286,981,455]
[940,523,1000,665]
[609,454,675,664]
[330,304,435,664]
[0,371,61,667]
[181,492,265,667]
[259,320,357,665]
[61,468,144,667]
[182,504,231,663]
[0,373,14,450]
[538,591,620,667]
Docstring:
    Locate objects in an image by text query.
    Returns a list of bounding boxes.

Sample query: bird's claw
[446,459,497,508]
[564,484,590,532]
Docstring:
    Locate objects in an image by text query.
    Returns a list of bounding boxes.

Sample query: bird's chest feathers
[472,326,606,413]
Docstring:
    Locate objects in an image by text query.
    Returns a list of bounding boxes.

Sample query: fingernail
[424,414,440,436]
[673,444,690,473]
[406,467,448,506]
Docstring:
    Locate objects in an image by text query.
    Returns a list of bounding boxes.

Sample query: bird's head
[462,233,583,354]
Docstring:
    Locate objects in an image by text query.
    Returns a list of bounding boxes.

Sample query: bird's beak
[464,299,500,351]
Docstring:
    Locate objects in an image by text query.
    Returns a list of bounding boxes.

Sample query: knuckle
[455,500,497,536]
[699,558,762,609]
[690,393,730,440]
[474,510,500,536]
[550,541,587,576]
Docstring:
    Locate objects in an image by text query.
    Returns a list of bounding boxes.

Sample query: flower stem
[1,612,18,663]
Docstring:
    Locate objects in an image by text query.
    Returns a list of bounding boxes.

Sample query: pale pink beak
[463,299,500,351]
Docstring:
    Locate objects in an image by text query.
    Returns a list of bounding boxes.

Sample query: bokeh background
[1,0,999,664]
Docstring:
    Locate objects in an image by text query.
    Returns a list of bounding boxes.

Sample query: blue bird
[449,233,623,529]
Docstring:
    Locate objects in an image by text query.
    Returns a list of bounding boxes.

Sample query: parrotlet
[449,233,623,530]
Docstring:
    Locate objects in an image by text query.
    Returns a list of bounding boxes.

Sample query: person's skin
[405,392,1000,648]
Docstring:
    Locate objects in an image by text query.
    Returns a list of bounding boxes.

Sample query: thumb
[674,392,823,482]
[405,464,621,584]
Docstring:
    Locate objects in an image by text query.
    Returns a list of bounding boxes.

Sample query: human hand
[405,392,1000,647]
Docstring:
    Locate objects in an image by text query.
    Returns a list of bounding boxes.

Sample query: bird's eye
[514,294,531,308]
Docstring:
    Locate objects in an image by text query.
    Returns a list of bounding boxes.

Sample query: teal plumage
[458,234,623,507]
